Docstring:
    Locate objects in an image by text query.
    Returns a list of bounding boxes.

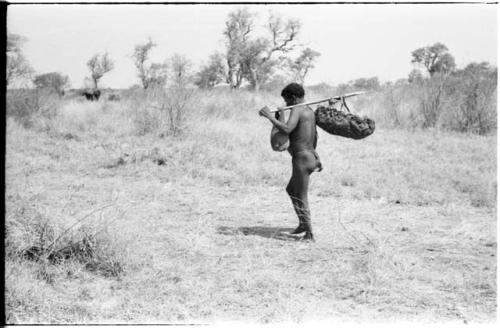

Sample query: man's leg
[287,178,307,234]
[287,155,314,240]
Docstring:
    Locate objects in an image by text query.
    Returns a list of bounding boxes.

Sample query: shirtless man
[259,83,322,241]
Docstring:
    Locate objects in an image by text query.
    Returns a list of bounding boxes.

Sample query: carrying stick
[269,91,366,113]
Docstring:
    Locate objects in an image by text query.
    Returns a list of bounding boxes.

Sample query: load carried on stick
[270,91,375,151]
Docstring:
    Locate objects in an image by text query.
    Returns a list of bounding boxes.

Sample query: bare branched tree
[289,48,321,84]
[132,39,168,89]
[223,9,302,91]
[245,15,301,91]
[87,52,114,90]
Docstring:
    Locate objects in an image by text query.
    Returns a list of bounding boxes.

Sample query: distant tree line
[6,12,497,135]
[7,8,321,94]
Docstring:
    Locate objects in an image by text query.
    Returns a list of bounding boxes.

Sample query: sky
[7,2,498,89]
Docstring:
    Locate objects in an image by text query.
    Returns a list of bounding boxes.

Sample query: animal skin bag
[270,111,289,151]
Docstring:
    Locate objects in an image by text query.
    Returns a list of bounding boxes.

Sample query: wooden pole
[269,91,366,113]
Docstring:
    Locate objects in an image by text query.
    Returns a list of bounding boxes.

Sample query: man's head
[281,83,305,106]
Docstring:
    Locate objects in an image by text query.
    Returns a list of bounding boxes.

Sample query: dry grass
[4,90,496,324]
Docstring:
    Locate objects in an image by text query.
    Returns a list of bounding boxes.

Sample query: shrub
[443,63,497,134]
[126,86,197,136]
[7,88,61,129]
[416,74,448,128]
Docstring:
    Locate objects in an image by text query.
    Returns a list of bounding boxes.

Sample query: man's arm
[260,107,300,135]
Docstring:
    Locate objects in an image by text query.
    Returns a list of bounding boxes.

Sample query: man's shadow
[217,226,301,241]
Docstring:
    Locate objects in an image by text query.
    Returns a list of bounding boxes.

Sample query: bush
[7,89,61,129]
[125,86,197,136]
[415,74,448,129]
[443,63,497,134]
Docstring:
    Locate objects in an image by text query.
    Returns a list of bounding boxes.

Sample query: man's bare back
[287,105,317,155]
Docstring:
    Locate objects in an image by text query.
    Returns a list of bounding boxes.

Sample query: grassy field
[4,90,497,324]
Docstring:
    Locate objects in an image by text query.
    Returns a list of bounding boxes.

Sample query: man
[259,83,322,241]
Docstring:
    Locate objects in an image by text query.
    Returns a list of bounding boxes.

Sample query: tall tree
[411,43,456,76]
[7,33,33,86]
[132,39,168,89]
[243,14,300,91]
[87,52,114,90]
[223,9,304,91]
[289,48,321,84]
[223,8,254,89]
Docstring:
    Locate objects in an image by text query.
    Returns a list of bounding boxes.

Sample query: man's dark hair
[281,83,305,99]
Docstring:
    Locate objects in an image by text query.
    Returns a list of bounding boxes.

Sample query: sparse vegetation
[5,9,496,325]
[5,86,496,323]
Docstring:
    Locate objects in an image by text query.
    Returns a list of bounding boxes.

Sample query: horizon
[7,3,497,89]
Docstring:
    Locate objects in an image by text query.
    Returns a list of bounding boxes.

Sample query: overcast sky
[7,3,497,89]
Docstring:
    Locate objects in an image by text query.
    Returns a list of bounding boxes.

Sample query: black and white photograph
[4,0,497,325]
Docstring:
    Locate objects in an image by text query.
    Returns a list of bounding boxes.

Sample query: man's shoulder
[293,105,314,117]
[292,104,313,112]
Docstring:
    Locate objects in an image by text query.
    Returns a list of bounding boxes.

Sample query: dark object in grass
[154,158,166,166]
[315,105,375,140]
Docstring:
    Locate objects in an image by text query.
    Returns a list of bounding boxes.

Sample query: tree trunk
[249,69,260,92]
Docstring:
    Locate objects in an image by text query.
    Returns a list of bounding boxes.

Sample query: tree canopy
[411,43,456,76]
[87,52,114,90]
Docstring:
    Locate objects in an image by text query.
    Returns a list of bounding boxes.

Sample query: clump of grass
[340,173,356,187]
[49,100,102,134]
[103,147,170,169]
[6,200,127,280]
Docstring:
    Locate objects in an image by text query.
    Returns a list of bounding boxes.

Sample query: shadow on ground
[217,226,301,241]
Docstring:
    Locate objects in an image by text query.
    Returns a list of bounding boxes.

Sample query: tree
[223,8,254,89]
[87,52,114,90]
[33,72,69,95]
[148,63,169,89]
[411,42,456,76]
[289,48,321,84]
[195,53,226,89]
[170,54,192,87]
[7,33,33,86]
[223,9,301,91]
[243,14,301,91]
[408,69,424,84]
[132,39,168,89]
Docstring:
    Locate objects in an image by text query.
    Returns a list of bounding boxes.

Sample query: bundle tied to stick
[315,104,375,140]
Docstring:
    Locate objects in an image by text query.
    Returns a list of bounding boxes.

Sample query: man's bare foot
[291,225,307,234]
[300,232,315,242]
